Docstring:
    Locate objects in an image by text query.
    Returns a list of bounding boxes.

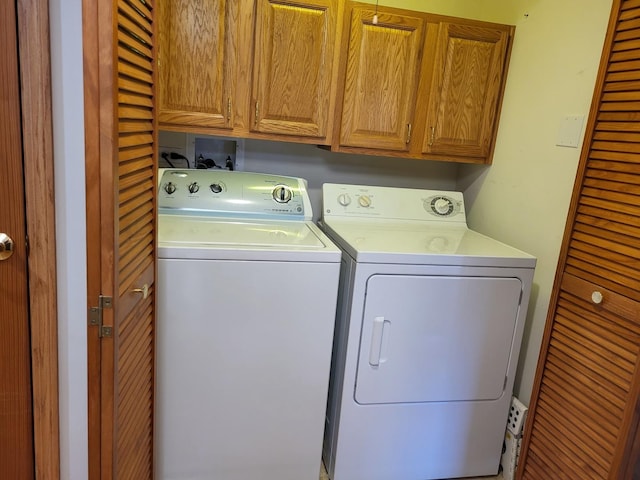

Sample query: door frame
[16,0,61,477]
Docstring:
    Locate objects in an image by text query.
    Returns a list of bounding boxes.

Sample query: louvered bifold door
[85,0,157,478]
[518,1,640,478]
[112,0,157,477]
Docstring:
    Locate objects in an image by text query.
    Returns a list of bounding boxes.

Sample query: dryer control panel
[158,169,312,220]
[323,183,466,224]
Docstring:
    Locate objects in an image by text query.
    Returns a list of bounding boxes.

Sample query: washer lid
[158,215,340,262]
[321,219,536,268]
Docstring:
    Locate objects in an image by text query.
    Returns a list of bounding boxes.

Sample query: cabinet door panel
[423,23,508,159]
[339,7,424,151]
[158,0,235,129]
[252,0,338,138]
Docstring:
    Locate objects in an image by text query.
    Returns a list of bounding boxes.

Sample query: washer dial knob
[164,182,177,195]
[337,193,351,206]
[358,195,372,208]
[272,185,293,203]
[210,183,223,194]
[188,182,200,194]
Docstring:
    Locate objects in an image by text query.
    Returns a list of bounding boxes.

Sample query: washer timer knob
[210,183,223,194]
[188,182,200,194]
[272,185,293,203]
[337,194,351,206]
[164,182,177,195]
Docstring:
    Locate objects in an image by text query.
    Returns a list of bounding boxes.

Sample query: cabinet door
[339,7,425,151]
[158,0,236,129]
[423,23,509,159]
[252,0,338,139]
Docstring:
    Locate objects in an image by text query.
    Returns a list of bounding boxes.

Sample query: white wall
[50,0,88,477]
[459,0,613,403]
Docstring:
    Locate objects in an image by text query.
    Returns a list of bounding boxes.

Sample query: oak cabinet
[332,3,513,164]
[251,0,341,140]
[157,0,514,162]
[158,0,341,142]
[158,0,241,130]
[336,5,426,151]
[422,22,511,160]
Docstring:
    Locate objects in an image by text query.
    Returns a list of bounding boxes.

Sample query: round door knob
[0,233,14,261]
[591,291,603,304]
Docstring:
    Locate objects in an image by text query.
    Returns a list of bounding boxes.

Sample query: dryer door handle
[369,316,388,366]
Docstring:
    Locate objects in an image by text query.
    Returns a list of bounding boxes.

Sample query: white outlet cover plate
[556,114,585,148]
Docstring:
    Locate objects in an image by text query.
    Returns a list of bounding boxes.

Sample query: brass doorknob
[0,233,14,261]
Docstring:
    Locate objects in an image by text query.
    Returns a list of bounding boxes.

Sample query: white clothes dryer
[320,183,536,480]
[155,169,341,480]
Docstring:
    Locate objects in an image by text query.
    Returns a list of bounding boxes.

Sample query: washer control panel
[158,169,312,220]
[323,183,466,224]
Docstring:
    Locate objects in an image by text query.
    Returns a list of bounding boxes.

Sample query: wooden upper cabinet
[158,0,238,129]
[155,0,514,161]
[252,0,341,140]
[338,5,425,151]
[422,22,511,160]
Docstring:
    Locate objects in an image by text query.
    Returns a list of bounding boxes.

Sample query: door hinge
[88,295,113,338]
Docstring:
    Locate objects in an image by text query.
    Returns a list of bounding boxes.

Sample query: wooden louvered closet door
[83,0,157,478]
[518,1,640,478]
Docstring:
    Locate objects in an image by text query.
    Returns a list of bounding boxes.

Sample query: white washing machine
[155,169,341,480]
[320,183,536,480]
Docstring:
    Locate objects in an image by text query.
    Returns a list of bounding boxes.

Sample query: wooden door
[83,0,158,478]
[422,22,510,160]
[517,1,640,478]
[252,0,339,140]
[158,0,236,129]
[0,1,35,478]
[338,5,425,151]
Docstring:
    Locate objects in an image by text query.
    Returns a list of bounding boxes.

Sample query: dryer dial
[358,195,372,208]
[425,195,459,217]
[337,193,351,206]
[188,182,200,194]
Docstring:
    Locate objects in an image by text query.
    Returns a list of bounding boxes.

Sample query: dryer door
[355,274,522,404]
